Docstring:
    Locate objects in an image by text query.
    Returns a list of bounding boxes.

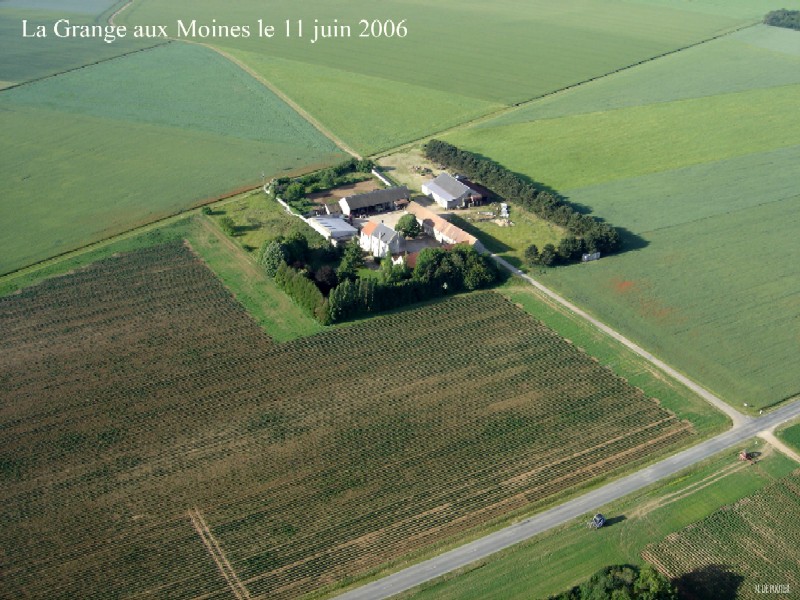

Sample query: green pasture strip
[185,216,324,341]
[0,8,159,84]
[484,25,800,127]
[1,42,339,146]
[565,144,800,234]
[225,50,502,155]
[497,282,729,436]
[777,420,800,455]
[400,445,796,600]
[447,83,800,191]
[542,195,800,410]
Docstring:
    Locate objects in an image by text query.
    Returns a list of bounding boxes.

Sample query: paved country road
[333,263,798,600]
[334,402,800,600]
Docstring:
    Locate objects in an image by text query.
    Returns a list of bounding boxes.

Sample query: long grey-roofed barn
[339,186,410,215]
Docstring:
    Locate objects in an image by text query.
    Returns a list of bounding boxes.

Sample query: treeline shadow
[464,151,650,255]
[673,564,744,600]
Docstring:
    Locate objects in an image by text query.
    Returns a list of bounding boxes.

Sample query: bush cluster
[549,564,677,600]
[425,140,621,259]
[764,9,800,30]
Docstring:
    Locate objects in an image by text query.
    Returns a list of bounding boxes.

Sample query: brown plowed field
[0,242,693,599]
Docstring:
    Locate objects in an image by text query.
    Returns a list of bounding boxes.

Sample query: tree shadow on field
[673,564,744,600]
[603,514,627,527]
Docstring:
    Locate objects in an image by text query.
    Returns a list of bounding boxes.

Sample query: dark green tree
[259,240,287,277]
[558,236,584,261]
[337,240,365,282]
[395,214,422,239]
[525,244,540,266]
[539,243,558,267]
[218,216,236,236]
[283,182,305,202]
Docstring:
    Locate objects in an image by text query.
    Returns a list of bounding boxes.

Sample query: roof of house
[307,217,358,239]
[339,186,410,211]
[361,221,399,244]
[405,202,481,247]
[422,173,473,202]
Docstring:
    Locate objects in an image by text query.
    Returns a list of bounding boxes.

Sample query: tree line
[424,140,621,261]
[764,9,800,30]
[260,234,500,324]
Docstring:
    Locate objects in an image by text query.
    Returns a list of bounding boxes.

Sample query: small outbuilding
[360,221,403,258]
[422,173,482,209]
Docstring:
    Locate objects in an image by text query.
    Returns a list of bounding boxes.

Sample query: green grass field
[443,25,800,410]
[778,421,800,456]
[0,42,344,275]
[120,0,773,153]
[402,444,797,600]
[0,2,157,85]
[451,84,800,191]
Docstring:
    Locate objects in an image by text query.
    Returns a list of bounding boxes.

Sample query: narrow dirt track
[189,508,251,600]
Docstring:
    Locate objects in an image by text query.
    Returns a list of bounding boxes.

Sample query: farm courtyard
[0,242,695,599]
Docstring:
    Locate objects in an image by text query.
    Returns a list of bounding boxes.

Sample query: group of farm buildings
[306,172,486,263]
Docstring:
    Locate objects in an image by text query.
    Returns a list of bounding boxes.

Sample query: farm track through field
[188,41,361,160]
[189,508,251,600]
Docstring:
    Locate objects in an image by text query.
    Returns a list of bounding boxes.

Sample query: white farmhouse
[360,221,403,258]
[421,173,481,209]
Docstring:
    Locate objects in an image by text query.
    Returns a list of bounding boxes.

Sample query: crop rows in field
[642,472,800,599]
[0,242,693,598]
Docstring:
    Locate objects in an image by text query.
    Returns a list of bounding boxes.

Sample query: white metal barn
[422,173,478,209]
[307,217,358,246]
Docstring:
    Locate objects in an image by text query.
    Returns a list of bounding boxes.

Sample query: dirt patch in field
[307,179,381,204]
[612,278,636,294]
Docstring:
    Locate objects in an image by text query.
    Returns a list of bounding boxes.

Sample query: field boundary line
[490,255,748,427]
[0,41,171,94]
[372,21,760,159]
[188,507,252,600]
